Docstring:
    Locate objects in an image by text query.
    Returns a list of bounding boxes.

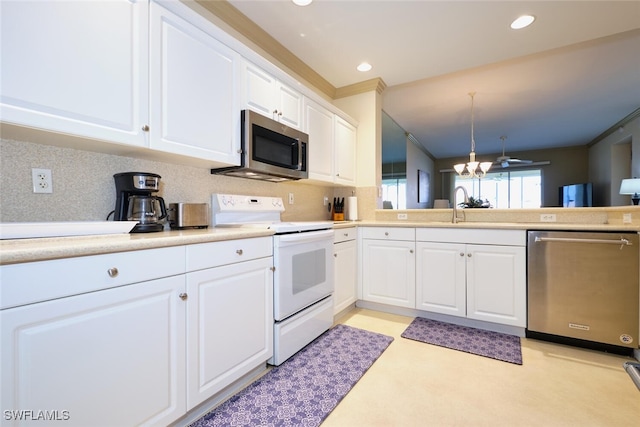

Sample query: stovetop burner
[211,194,333,233]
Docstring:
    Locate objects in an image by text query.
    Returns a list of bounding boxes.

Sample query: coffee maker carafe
[114,172,167,233]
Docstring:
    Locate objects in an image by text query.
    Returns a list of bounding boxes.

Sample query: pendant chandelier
[453,92,492,179]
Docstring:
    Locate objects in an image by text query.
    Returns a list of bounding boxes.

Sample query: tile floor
[322,308,640,427]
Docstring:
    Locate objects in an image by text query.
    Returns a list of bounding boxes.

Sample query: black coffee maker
[114,172,167,233]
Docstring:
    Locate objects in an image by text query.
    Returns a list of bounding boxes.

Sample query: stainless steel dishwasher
[527,230,639,350]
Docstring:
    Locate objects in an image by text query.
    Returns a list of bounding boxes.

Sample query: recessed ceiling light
[357,62,372,72]
[511,15,535,30]
[292,0,313,6]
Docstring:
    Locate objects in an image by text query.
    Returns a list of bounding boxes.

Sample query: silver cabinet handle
[179,293,188,301]
[467,253,472,258]
[385,232,389,236]
[107,267,119,278]
[410,249,414,254]
[236,249,243,255]
[270,266,276,272]
[459,253,465,257]
[141,125,149,132]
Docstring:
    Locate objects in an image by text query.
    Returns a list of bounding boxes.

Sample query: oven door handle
[276,229,333,245]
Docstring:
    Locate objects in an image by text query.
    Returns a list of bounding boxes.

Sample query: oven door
[273,229,334,321]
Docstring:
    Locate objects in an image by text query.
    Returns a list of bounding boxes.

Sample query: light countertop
[2,220,638,266]
[0,228,274,265]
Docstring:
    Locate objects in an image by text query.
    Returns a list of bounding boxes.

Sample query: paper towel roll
[346,196,358,221]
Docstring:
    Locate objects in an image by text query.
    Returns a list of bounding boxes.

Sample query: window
[381,178,407,209]
[454,169,542,208]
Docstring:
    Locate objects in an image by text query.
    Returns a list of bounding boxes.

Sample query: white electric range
[211,194,334,365]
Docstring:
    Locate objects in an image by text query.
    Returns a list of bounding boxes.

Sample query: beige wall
[589,114,639,206]
[0,138,345,223]
[405,138,435,209]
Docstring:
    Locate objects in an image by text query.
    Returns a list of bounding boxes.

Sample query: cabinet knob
[459,252,465,257]
[107,267,119,278]
[343,233,349,237]
[179,293,188,301]
[384,232,389,236]
[236,249,243,256]
[141,125,150,132]
[270,266,276,272]
[410,249,414,254]
[334,253,338,257]
[467,253,472,258]
[278,111,283,117]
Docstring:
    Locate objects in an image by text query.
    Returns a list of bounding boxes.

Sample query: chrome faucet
[452,186,469,223]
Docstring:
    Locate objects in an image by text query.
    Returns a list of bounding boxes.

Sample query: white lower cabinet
[466,244,526,326]
[1,274,187,427]
[1,237,275,426]
[416,228,527,327]
[415,241,466,317]
[333,228,357,314]
[186,256,273,409]
[361,228,415,308]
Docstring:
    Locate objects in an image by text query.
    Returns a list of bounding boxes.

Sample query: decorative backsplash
[0,139,366,224]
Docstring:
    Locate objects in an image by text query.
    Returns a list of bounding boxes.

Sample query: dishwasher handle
[534,236,632,248]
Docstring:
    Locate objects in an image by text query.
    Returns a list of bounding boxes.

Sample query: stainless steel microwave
[211,110,308,182]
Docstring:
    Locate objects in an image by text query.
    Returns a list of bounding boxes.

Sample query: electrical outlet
[323,196,328,206]
[32,168,53,193]
[623,213,632,224]
[540,214,556,222]
[288,193,294,205]
[397,213,408,220]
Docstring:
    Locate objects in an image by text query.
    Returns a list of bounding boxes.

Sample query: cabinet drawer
[0,246,186,309]
[361,227,415,241]
[334,227,357,243]
[186,236,272,272]
[416,228,526,246]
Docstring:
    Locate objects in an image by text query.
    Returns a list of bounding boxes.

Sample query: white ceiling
[228,0,640,161]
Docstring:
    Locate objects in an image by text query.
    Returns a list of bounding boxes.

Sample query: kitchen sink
[0,221,138,239]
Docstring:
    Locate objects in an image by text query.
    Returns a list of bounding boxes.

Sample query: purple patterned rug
[401,317,522,365]
[190,324,393,427]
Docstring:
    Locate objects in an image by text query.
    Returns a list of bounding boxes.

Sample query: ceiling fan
[495,136,533,168]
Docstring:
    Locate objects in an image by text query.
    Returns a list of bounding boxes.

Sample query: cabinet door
[305,98,335,182]
[1,275,186,427]
[334,115,357,185]
[186,257,273,409]
[149,2,240,165]
[466,244,526,327]
[362,239,415,308]
[276,81,303,129]
[0,0,148,147]
[242,62,277,119]
[416,242,466,317]
[334,239,357,314]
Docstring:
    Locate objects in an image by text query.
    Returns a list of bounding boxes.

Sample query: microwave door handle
[297,139,303,170]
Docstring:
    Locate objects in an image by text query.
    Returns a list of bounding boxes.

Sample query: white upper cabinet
[305,98,335,182]
[334,115,357,185]
[241,60,303,129]
[0,0,149,147]
[149,2,241,165]
[304,98,357,185]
